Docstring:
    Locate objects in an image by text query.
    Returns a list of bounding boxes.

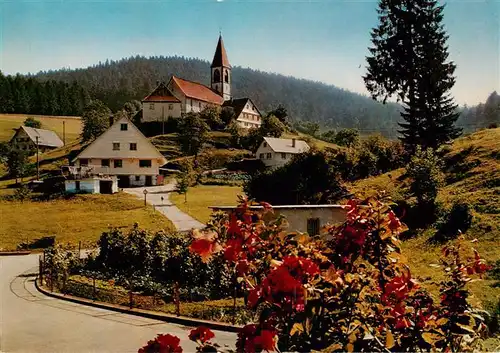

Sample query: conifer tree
[364,0,461,150]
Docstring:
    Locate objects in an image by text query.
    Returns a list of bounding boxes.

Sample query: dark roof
[171,76,224,105]
[142,82,181,103]
[222,97,263,118]
[211,35,231,68]
[222,98,248,117]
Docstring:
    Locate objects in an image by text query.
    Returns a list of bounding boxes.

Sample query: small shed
[209,204,346,235]
[65,176,118,194]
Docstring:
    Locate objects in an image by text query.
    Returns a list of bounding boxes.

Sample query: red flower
[282,256,320,277]
[189,230,221,263]
[138,334,183,353]
[189,326,215,343]
[236,259,250,275]
[224,238,243,263]
[227,215,242,237]
[253,330,278,352]
[388,211,402,231]
[260,201,272,210]
[248,287,262,308]
[237,325,277,353]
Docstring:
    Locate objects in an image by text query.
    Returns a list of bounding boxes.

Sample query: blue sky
[1,0,498,105]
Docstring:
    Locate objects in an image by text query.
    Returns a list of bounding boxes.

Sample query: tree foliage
[0,72,90,116]
[177,112,210,156]
[244,150,347,205]
[23,117,42,128]
[259,114,286,138]
[334,128,360,147]
[364,0,461,150]
[6,147,29,182]
[81,100,111,142]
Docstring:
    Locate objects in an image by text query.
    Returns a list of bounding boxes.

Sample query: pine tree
[364,0,461,150]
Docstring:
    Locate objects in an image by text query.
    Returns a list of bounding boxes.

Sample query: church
[141,35,263,129]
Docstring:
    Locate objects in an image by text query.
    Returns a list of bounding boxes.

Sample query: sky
[0,0,499,106]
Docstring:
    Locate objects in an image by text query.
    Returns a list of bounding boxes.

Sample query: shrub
[143,198,490,352]
[434,202,473,242]
[13,185,31,201]
[334,128,359,147]
[24,117,42,128]
[406,147,444,223]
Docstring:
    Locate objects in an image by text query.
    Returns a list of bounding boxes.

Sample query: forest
[0,56,498,137]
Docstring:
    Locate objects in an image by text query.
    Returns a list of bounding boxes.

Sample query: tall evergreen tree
[364,0,461,150]
[81,100,111,142]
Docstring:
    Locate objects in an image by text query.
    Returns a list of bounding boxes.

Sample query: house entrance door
[145,176,153,186]
[118,175,130,188]
[99,180,113,194]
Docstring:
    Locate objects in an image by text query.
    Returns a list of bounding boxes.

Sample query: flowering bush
[140,197,490,352]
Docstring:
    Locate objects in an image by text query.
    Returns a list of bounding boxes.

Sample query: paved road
[0,254,234,353]
[124,182,205,232]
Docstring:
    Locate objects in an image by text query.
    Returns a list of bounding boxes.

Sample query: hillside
[350,128,500,312]
[0,114,82,142]
[33,56,403,137]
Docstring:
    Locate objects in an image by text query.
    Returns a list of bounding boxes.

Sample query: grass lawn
[0,193,175,250]
[170,185,243,223]
[0,114,82,142]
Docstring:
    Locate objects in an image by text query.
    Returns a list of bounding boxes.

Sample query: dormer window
[120,123,128,131]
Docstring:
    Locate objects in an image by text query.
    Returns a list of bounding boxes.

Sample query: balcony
[61,165,113,180]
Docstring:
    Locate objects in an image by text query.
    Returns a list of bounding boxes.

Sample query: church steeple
[210,35,231,101]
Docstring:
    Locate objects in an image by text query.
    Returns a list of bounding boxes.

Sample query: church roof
[211,35,231,68]
[171,76,224,105]
[142,82,180,103]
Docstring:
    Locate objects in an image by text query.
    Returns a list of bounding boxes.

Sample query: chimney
[292,138,296,148]
[109,114,114,127]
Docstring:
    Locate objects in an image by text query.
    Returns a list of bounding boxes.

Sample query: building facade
[256,137,310,169]
[141,35,262,128]
[71,116,167,188]
[210,205,346,235]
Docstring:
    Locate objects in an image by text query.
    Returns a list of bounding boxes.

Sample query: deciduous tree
[81,100,111,142]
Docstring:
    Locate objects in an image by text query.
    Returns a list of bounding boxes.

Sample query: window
[80,159,88,166]
[114,159,122,168]
[259,153,264,159]
[307,218,320,236]
[101,159,110,167]
[113,142,120,150]
[120,123,128,131]
[281,153,287,159]
[149,103,154,110]
[213,69,221,83]
[130,143,137,151]
[198,102,202,109]
[263,142,267,147]
[266,153,272,159]
[135,176,141,181]
[224,70,229,83]
[75,181,80,191]
[168,104,173,110]
[139,159,152,168]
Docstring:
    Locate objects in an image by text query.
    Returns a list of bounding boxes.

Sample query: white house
[71,116,167,188]
[141,35,261,129]
[222,98,262,129]
[256,137,310,169]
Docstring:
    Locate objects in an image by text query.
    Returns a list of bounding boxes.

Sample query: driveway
[0,254,235,353]
[124,181,205,232]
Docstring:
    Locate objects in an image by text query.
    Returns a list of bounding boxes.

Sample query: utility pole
[62,121,66,145]
[162,106,165,135]
[36,136,40,180]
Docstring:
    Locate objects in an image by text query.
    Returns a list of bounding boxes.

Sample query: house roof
[142,82,180,103]
[211,35,231,68]
[18,126,64,148]
[74,116,167,164]
[262,137,310,154]
[222,97,263,118]
[171,76,224,105]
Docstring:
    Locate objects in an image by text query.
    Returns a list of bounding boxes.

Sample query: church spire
[211,35,231,68]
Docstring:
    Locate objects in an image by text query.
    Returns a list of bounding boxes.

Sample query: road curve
[0,254,235,353]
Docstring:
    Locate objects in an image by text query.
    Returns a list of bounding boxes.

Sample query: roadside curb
[0,251,31,256]
[34,278,243,333]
